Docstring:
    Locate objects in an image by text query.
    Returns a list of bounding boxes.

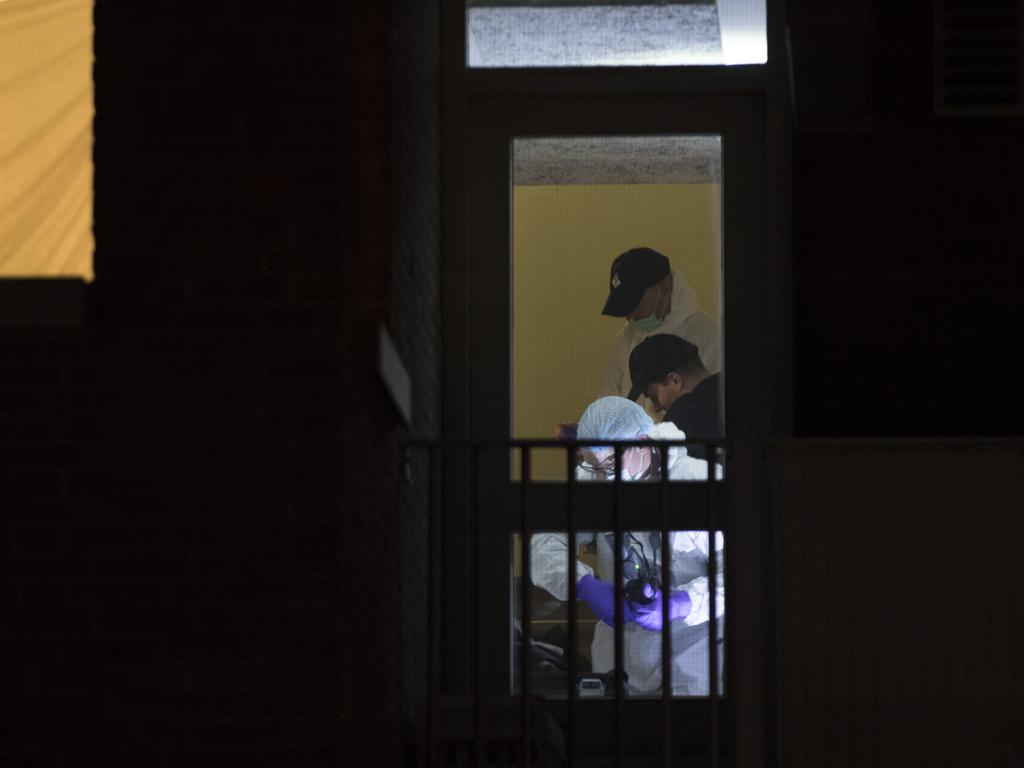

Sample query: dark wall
[789,0,1024,436]
[773,441,1024,768]
[1,2,438,766]
[390,0,443,762]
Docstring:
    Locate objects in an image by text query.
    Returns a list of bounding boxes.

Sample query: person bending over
[530,396,724,696]
[627,334,722,460]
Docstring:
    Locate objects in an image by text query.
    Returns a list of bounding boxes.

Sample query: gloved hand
[577,574,635,627]
[632,588,692,631]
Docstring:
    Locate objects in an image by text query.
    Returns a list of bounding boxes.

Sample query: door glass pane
[468,1,766,68]
[512,135,724,482]
[512,530,726,698]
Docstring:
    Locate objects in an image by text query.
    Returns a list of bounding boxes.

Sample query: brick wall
[0,2,437,766]
[390,0,442,765]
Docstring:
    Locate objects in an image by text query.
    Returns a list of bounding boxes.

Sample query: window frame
[0,278,86,328]
[0,0,94,327]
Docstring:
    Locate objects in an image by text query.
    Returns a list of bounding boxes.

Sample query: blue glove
[577,574,635,627]
[632,589,692,631]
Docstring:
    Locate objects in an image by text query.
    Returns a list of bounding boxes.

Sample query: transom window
[467,0,767,68]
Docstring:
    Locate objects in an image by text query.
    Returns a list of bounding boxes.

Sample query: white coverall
[601,271,722,403]
[530,422,725,696]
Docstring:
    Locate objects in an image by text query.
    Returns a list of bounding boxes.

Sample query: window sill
[0,278,86,328]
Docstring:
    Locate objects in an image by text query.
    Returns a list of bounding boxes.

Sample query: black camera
[622,569,663,606]
[620,533,661,608]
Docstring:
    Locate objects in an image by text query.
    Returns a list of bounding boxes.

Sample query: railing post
[520,446,532,767]
[708,444,720,768]
[613,444,625,768]
[472,445,484,768]
[427,445,441,768]
[566,444,579,768]
[660,444,673,768]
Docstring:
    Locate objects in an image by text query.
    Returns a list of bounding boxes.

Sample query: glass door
[438,84,777,763]
[512,134,724,482]
[456,93,770,451]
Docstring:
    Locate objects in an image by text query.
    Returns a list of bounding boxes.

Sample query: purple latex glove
[577,574,636,627]
[632,588,692,631]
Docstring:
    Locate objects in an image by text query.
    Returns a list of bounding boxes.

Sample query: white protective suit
[530,422,725,696]
[601,271,722,402]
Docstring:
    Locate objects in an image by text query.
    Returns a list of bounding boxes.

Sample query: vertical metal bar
[473,445,484,768]
[707,444,719,768]
[520,446,533,768]
[566,445,579,768]
[427,445,440,768]
[613,444,625,768]
[660,445,672,768]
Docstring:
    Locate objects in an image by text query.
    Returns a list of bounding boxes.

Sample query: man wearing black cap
[600,247,721,406]
[627,334,721,460]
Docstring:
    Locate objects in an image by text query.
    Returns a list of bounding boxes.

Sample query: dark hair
[666,357,703,379]
[627,333,706,402]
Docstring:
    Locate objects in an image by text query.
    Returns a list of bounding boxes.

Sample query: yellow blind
[0,0,94,280]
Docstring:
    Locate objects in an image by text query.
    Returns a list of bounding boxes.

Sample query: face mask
[630,313,662,334]
[621,448,652,481]
[629,287,665,334]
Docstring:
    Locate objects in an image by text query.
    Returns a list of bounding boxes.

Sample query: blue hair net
[577,396,653,442]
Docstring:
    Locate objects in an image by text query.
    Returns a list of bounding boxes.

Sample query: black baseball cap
[627,334,701,402]
[601,247,670,317]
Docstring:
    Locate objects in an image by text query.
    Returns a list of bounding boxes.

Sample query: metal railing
[405,437,731,768]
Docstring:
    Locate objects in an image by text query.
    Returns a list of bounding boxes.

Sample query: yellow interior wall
[0,0,95,280]
[513,183,721,479]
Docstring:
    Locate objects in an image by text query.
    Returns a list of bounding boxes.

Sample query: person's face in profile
[626,280,670,322]
[644,372,685,412]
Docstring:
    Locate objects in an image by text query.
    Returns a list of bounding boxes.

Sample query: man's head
[627,334,706,411]
[602,247,672,320]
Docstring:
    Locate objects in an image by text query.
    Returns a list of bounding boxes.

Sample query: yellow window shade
[0,0,94,280]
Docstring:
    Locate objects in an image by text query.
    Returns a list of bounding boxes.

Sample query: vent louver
[935,0,1024,115]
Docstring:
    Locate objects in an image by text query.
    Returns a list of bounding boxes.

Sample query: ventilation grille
[935,0,1024,115]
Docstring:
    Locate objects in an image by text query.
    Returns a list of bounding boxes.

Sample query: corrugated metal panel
[771,441,1024,768]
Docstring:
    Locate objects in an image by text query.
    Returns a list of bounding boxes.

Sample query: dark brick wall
[390,0,442,765]
[0,2,438,766]
[789,0,1024,436]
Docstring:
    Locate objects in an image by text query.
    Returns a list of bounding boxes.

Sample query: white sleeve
[681,310,723,375]
[667,451,724,481]
[681,531,725,626]
[668,451,709,480]
[529,533,594,601]
[599,333,631,398]
[648,423,723,480]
